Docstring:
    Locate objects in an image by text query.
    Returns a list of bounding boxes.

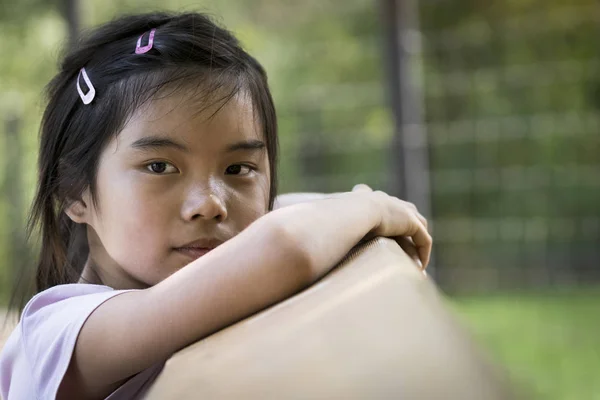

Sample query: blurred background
[0,0,598,398]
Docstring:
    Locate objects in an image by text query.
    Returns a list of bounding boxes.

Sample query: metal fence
[419,1,600,291]
[0,0,598,296]
[274,0,600,292]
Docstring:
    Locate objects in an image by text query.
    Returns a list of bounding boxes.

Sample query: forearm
[69,195,379,398]
[137,194,377,350]
[270,193,379,276]
[151,195,379,353]
[273,192,330,209]
[153,195,379,344]
[71,216,311,398]
[148,215,311,348]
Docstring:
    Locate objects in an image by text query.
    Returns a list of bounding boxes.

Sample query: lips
[175,247,213,260]
[174,238,224,261]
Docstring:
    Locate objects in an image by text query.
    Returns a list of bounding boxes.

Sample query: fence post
[61,0,81,46]
[379,0,435,276]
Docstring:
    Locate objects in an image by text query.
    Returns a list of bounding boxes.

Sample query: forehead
[119,88,262,148]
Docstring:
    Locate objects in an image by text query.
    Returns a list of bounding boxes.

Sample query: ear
[64,189,92,224]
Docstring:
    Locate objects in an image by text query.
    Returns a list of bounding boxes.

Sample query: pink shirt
[0,284,164,399]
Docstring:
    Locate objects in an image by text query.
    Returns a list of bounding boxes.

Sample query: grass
[449,288,600,400]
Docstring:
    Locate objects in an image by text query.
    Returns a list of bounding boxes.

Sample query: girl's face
[72,91,271,289]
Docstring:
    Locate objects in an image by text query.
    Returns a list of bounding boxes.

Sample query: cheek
[95,178,175,255]
[228,180,270,229]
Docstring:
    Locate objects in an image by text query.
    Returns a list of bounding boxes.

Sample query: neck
[78,259,103,285]
[80,225,150,290]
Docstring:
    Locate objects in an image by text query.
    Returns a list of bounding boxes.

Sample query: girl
[0,11,431,399]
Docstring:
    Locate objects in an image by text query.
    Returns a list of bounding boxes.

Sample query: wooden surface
[145,237,514,399]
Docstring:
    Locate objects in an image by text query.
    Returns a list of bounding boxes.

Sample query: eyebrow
[225,140,266,153]
[130,136,190,152]
[130,136,265,154]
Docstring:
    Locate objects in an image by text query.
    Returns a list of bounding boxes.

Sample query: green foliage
[422,0,599,276]
[0,0,598,299]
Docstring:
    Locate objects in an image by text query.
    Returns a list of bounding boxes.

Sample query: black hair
[13,11,278,310]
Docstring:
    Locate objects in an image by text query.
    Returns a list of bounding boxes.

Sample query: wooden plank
[145,237,515,399]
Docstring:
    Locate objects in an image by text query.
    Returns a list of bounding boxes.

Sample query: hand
[353,184,430,272]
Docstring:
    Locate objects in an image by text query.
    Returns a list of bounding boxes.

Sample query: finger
[396,237,422,269]
[352,183,373,193]
[398,236,428,276]
[402,200,417,210]
[413,210,428,230]
[402,200,428,229]
[408,217,432,269]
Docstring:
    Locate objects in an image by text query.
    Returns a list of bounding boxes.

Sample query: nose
[181,189,228,222]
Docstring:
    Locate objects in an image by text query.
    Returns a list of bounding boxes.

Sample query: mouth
[175,246,214,260]
[174,238,224,261]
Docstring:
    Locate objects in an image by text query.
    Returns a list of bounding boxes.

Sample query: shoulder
[20,284,122,345]
[0,284,135,399]
[22,283,116,321]
[23,283,115,312]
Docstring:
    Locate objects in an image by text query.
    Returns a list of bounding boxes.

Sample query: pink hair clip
[135,28,156,54]
[76,67,96,105]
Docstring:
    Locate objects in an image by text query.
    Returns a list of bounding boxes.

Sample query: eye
[225,164,253,176]
[146,161,178,174]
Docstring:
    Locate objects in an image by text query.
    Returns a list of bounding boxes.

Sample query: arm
[273,184,373,209]
[273,192,329,209]
[61,191,430,399]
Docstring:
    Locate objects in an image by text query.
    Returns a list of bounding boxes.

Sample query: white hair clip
[76,67,96,105]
